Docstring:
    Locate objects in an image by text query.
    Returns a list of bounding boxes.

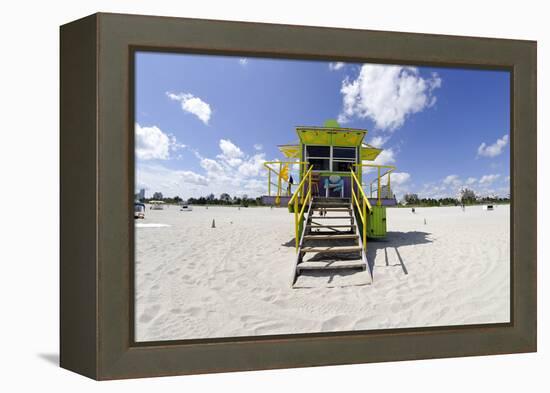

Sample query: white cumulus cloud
[443,174,461,187]
[217,139,244,167]
[338,64,441,130]
[136,163,208,198]
[186,139,269,198]
[200,158,225,174]
[239,58,248,66]
[477,134,509,158]
[329,62,345,71]
[370,148,396,166]
[479,174,500,184]
[238,154,266,177]
[135,123,185,160]
[167,92,212,124]
[135,123,170,160]
[367,135,389,148]
[362,148,396,176]
[391,172,411,185]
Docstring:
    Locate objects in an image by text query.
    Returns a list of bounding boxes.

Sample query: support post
[294,196,299,252]
[377,167,381,206]
[268,169,271,196]
[362,195,367,251]
[277,164,282,202]
[308,170,311,201]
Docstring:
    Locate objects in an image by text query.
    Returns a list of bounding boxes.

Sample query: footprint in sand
[390,302,403,313]
[183,306,204,317]
[272,298,292,308]
[181,274,195,284]
[240,315,267,327]
[261,294,278,302]
[167,267,181,276]
[321,315,355,331]
[361,314,392,328]
[139,304,161,324]
[235,279,249,288]
[253,322,286,335]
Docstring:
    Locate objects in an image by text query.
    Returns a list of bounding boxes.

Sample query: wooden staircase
[292,197,372,287]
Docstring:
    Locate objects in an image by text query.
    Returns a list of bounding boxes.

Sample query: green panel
[298,130,331,145]
[323,119,340,128]
[297,129,366,147]
[361,146,382,161]
[367,206,387,238]
[332,131,364,146]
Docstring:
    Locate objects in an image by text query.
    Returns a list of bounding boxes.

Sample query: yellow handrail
[369,168,394,199]
[350,169,371,251]
[355,163,395,206]
[264,161,308,205]
[290,165,313,252]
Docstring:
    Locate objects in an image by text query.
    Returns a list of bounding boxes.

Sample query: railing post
[388,172,391,198]
[278,163,282,200]
[362,195,367,251]
[294,195,299,252]
[268,169,271,196]
[308,170,311,203]
[377,167,381,206]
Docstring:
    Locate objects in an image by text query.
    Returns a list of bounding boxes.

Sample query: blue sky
[135,52,510,200]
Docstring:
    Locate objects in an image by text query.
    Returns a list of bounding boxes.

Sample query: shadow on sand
[282,230,432,280]
[281,238,297,248]
[366,231,432,277]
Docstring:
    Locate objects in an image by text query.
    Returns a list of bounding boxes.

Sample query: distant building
[138,189,146,201]
[380,185,395,199]
[152,192,163,200]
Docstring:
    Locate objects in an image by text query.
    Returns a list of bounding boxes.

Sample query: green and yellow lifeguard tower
[263,120,396,286]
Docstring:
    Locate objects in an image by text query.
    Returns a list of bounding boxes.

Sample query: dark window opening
[306,145,330,157]
[333,161,354,172]
[308,158,330,171]
[333,147,356,159]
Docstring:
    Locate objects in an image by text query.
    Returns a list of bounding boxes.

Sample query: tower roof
[276,121,383,161]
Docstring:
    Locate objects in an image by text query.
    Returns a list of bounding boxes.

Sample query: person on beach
[287,175,294,196]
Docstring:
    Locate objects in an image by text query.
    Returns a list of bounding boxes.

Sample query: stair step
[313,197,350,201]
[307,224,355,228]
[301,246,363,253]
[297,260,365,271]
[312,206,351,212]
[313,202,350,207]
[303,234,358,240]
[309,216,353,220]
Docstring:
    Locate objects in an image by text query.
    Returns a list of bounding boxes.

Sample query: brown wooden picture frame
[60,12,536,380]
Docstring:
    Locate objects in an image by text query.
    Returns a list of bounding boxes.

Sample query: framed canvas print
[60,13,537,380]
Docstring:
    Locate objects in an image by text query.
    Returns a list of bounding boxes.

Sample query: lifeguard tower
[263,120,397,286]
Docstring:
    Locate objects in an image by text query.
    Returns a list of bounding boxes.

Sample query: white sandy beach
[135,204,510,341]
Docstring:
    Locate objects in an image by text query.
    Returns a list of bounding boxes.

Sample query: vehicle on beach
[180,204,193,212]
[149,200,165,210]
[134,202,146,219]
